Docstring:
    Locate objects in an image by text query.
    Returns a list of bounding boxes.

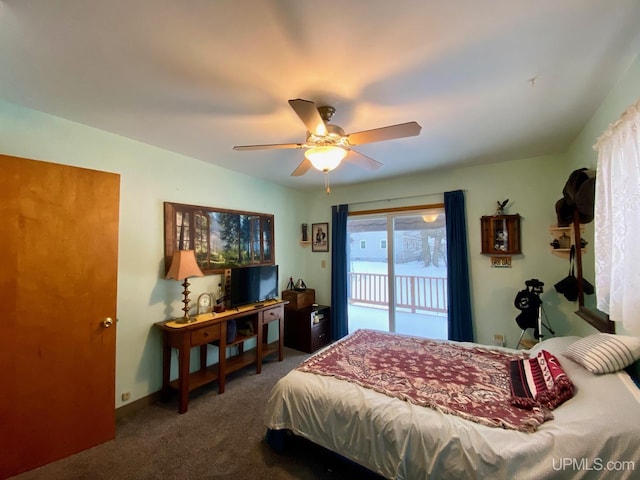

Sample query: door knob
[102,317,114,328]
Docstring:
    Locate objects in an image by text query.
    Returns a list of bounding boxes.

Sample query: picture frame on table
[312,223,329,252]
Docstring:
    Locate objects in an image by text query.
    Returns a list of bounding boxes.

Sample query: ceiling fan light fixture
[305,146,347,172]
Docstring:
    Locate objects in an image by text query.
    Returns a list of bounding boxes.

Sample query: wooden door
[0,155,120,478]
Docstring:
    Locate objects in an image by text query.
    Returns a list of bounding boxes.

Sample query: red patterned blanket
[510,349,575,410]
[297,329,551,432]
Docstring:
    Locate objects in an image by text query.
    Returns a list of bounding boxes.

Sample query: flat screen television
[229,264,279,308]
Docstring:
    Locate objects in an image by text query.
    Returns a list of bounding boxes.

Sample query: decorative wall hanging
[312,222,329,252]
[481,199,521,267]
[164,202,274,275]
[480,214,521,255]
[300,223,311,247]
[490,257,512,268]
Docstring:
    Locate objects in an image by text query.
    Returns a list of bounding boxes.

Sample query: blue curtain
[331,204,349,341]
[444,190,474,342]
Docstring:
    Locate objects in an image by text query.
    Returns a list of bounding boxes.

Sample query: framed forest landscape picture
[312,222,329,252]
[164,202,274,274]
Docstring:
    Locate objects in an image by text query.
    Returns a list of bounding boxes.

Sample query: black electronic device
[515,278,554,348]
[525,278,544,294]
[229,265,279,308]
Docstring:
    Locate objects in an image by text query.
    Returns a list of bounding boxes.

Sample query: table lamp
[166,250,204,323]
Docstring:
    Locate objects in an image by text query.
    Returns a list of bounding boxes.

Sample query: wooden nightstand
[284,305,331,353]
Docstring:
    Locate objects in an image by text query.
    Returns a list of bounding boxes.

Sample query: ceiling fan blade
[288,99,327,136]
[233,143,304,151]
[347,121,422,146]
[347,150,383,171]
[291,158,312,176]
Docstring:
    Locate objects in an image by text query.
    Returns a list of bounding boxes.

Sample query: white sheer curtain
[593,99,640,333]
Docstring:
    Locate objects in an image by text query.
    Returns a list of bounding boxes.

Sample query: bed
[264,330,640,479]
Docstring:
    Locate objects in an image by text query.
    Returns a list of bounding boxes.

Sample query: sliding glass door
[348,214,391,332]
[347,207,448,339]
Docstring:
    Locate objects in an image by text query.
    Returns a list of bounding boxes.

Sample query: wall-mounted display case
[480,214,521,255]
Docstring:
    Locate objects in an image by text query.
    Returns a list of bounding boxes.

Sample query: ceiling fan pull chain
[325,172,331,194]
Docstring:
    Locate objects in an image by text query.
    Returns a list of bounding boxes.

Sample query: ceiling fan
[233,99,421,189]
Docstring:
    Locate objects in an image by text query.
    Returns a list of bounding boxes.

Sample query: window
[347,205,447,339]
[593,99,640,332]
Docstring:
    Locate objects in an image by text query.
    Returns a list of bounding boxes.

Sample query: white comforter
[264,336,640,479]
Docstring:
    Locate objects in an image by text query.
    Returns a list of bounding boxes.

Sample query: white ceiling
[1,1,639,191]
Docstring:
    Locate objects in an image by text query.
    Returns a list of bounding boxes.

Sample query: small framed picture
[312,222,329,252]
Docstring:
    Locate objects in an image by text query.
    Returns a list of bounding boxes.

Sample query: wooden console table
[155,299,285,413]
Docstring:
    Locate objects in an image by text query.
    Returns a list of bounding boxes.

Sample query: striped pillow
[563,334,640,374]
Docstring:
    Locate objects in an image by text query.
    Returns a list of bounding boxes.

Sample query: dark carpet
[12,348,385,480]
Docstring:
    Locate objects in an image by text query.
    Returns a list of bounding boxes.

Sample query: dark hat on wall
[555,197,594,226]
[555,168,596,225]
[555,198,574,227]
[574,170,595,220]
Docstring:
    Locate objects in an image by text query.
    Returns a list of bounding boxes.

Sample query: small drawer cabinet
[284,304,331,353]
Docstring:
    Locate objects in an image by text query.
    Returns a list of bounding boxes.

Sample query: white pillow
[563,333,640,374]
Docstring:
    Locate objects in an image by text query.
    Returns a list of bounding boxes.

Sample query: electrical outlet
[321,260,326,268]
[121,392,131,402]
[493,334,505,347]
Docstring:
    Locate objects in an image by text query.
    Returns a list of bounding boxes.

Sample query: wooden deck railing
[348,272,448,314]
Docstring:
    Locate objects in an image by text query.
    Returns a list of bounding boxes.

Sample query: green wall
[0,99,307,407]
[565,52,640,335]
[301,154,583,347]
[568,53,640,172]
[301,52,640,345]
[1,50,637,406]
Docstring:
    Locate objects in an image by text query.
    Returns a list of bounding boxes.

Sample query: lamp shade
[305,146,347,172]
[422,213,439,223]
[166,250,204,280]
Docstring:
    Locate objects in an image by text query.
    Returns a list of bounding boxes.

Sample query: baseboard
[116,391,162,421]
